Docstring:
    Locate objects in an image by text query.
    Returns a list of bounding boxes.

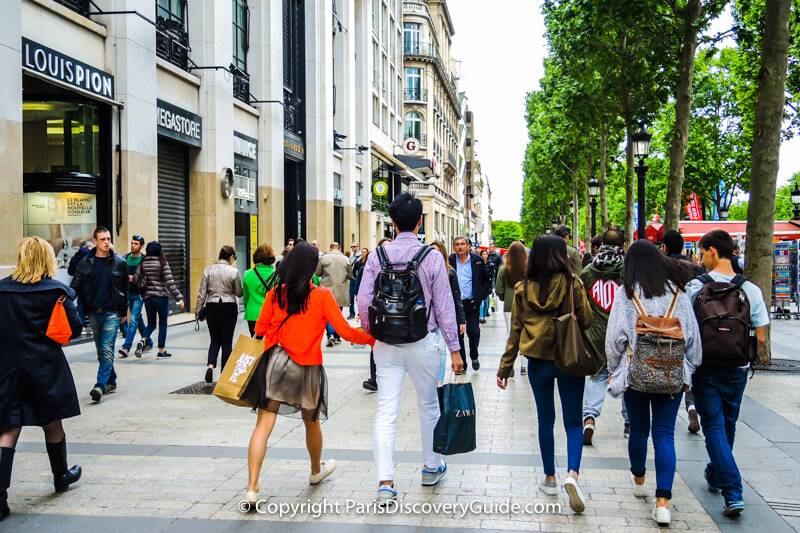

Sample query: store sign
[24,192,97,225]
[22,38,115,101]
[284,132,305,161]
[234,132,258,160]
[157,99,202,148]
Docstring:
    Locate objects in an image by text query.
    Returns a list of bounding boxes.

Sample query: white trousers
[373,333,442,482]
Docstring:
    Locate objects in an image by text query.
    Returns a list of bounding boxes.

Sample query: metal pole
[590,197,598,237]
[636,160,647,240]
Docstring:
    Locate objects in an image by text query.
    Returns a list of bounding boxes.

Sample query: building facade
[400,0,461,246]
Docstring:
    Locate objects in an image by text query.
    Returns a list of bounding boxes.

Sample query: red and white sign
[685,193,703,221]
[590,279,622,313]
[402,137,419,155]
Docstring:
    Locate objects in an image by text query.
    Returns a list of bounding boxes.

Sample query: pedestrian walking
[242,244,276,338]
[316,242,352,347]
[362,238,392,392]
[486,241,503,313]
[479,249,492,323]
[430,241,467,382]
[135,241,185,359]
[554,225,584,275]
[347,242,361,319]
[449,236,491,371]
[687,230,769,517]
[580,228,629,445]
[662,229,704,433]
[118,234,148,358]
[496,234,592,514]
[605,240,701,527]
[0,237,83,521]
[242,242,374,508]
[71,227,128,403]
[358,193,464,505]
[196,246,243,384]
[495,240,527,376]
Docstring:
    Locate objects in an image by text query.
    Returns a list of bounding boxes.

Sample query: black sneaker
[135,340,145,358]
[334,337,342,345]
[89,387,102,403]
[362,379,378,392]
[347,314,356,320]
[105,384,117,394]
[723,500,744,517]
[623,423,630,439]
[205,367,213,383]
[472,359,480,371]
[326,337,335,348]
[583,418,595,446]
[118,348,129,359]
[688,408,700,433]
[157,351,172,358]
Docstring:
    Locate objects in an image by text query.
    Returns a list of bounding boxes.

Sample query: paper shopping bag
[432,379,477,455]
[213,335,267,407]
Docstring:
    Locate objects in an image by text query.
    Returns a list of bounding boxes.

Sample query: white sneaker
[562,475,586,513]
[242,488,259,513]
[652,504,671,526]
[630,473,649,498]
[539,477,559,495]
[309,459,336,485]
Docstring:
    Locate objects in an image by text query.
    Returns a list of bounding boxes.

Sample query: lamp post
[631,127,652,240]
[792,182,800,220]
[588,176,600,237]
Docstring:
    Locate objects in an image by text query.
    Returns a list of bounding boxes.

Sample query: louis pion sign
[22,38,115,101]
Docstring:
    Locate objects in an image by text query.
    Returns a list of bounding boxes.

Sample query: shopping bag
[213,335,268,407]
[46,296,72,345]
[432,376,476,455]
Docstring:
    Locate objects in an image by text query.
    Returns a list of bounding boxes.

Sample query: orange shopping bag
[46,296,72,345]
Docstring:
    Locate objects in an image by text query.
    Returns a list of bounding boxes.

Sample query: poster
[685,193,703,221]
[23,192,97,283]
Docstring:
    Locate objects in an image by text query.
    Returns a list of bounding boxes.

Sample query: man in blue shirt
[686,229,769,518]
[449,236,490,371]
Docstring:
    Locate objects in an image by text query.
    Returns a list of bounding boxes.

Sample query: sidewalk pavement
[5,310,800,532]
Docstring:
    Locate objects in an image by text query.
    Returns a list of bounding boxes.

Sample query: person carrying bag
[433,372,476,456]
[553,278,603,378]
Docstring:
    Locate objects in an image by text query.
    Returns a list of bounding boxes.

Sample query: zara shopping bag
[213,335,268,407]
[433,374,477,455]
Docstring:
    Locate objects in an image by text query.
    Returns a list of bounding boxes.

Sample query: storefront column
[0,3,23,276]
[188,0,235,302]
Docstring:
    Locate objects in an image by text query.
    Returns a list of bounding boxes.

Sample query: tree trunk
[664,0,700,232]
[572,172,580,248]
[744,0,792,365]
[625,125,635,242]
[599,128,609,229]
[585,149,593,248]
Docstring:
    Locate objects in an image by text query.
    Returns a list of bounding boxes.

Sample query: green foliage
[728,175,800,220]
[491,220,524,248]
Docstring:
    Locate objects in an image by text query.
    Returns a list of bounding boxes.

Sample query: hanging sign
[157,99,202,148]
[685,193,703,221]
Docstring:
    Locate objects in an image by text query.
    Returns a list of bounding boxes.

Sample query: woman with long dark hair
[243,243,374,506]
[136,241,184,358]
[196,246,243,383]
[496,235,592,513]
[495,241,528,375]
[605,240,701,527]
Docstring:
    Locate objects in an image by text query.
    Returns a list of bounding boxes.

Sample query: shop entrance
[157,140,189,313]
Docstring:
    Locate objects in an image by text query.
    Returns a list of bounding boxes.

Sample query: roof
[678,220,800,241]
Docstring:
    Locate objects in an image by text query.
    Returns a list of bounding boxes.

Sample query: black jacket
[70,249,128,317]
[67,246,90,277]
[447,269,466,325]
[0,277,82,430]
[449,252,491,302]
[487,252,503,284]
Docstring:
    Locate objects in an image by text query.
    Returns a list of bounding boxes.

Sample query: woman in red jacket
[243,242,374,507]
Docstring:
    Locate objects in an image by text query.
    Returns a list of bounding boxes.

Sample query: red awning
[677,220,800,242]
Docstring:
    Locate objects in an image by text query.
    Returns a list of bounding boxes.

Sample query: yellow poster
[250,214,258,260]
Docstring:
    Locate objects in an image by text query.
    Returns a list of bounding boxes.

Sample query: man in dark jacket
[71,227,128,403]
[580,228,629,445]
[661,229,703,433]
[449,236,490,371]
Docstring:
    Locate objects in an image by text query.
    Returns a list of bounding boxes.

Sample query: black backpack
[693,274,754,368]
[368,245,433,345]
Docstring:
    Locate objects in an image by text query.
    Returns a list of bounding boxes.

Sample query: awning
[678,220,800,242]
[395,155,434,181]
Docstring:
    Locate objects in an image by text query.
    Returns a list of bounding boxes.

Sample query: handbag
[213,335,269,407]
[135,264,147,296]
[432,372,477,455]
[553,277,603,377]
[46,295,72,345]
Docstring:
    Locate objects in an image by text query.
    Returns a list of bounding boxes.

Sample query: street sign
[402,137,420,155]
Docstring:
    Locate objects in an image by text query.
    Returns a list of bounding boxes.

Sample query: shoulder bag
[553,277,603,377]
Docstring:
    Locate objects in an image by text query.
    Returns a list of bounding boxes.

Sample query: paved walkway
[5,310,800,532]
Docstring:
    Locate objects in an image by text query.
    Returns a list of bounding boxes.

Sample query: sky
[448,2,798,223]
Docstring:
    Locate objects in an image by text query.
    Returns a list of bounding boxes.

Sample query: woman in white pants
[495,241,528,375]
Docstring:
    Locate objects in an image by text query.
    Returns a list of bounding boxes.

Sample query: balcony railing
[156,22,190,70]
[403,88,428,102]
[233,75,250,104]
[54,0,90,16]
[403,42,460,113]
[447,152,457,169]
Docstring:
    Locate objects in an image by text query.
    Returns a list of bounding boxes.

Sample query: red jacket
[255,287,374,365]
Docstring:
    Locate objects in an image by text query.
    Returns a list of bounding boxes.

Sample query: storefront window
[23,101,101,176]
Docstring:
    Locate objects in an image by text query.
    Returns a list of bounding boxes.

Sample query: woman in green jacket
[242,244,276,337]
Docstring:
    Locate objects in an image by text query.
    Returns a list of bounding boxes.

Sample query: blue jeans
[326,307,342,339]
[624,388,683,500]
[480,296,491,319]
[583,367,629,423]
[349,282,358,317]
[122,293,147,351]
[692,367,748,503]
[88,311,120,392]
[527,358,584,475]
[143,297,170,349]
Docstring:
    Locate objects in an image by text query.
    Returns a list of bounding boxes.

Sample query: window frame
[232,0,250,73]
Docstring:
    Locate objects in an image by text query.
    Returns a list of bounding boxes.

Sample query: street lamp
[588,176,600,237]
[792,182,800,220]
[631,126,652,240]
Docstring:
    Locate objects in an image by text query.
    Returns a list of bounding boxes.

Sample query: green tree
[491,220,523,248]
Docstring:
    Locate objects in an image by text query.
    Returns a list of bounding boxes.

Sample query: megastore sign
[157,99,203,148]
